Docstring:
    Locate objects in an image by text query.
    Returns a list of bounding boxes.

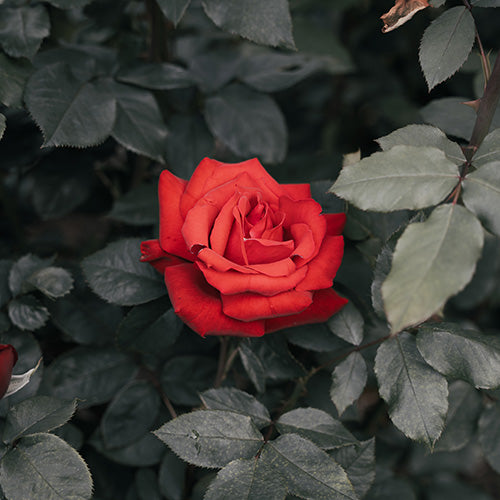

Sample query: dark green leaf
[53,423,84,451]
[330,352,367,417]
[8,295,49,331]
[25,64,116,148]
[419,7,475,90]
[417,323,500,389]
[161,355,216,406]
[109,183,159,226]
[204,83,287,164]
[156,0,192,26]
[472,0,500,5]
[117,62,194,90]
[27,266,73,299]
[41,347,137,408]
[205,457,286,500]
[376,124,465,165]
[365,478,416,500]
[135,468,161,500]
[200,388,271,429]
[434,381,482,452]
[107,82,168,161]
[261,434,356,500]
[117,299,182,357]
[276,408,358,450]
[0,313,9,334]
[286,323,348,353]
[0,113,4,141]
[5,359,42,399]
[0,52,32,107]
[371,245,393,318]
[0,433,92,500]
[201,0,294,49]
[374,332,448,448]
[238,343,266,393]
[328,302,364,345]
[101,381,160,449]
[382,204,484,333]
[154,410,263,468]
[478,402,500,473]
[8,254,53,296]
[0,5,50,59]
[158,451,185,500]
[331,146,459,211]
[473,128,500,166]
[82,238,166,306]
[45,0,93,8]
[331,439,375,499]
[189,50,241,94]
[462,161,500,236]
[0,260,12,308]
[3,396,77,443]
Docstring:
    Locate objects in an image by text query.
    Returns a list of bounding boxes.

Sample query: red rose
[141,158,347,337]
[0,344,18,399]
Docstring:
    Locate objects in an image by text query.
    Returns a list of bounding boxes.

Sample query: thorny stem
[143,366,178,419]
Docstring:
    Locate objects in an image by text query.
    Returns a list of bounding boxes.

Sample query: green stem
[214,337,230,388]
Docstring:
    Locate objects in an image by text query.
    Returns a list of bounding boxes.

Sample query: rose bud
[0,344,18,399]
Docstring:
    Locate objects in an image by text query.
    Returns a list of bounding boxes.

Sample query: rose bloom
[141,158,347,337]
[0,344,17,399]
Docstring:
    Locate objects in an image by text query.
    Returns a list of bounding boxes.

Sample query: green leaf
[82,238,166,306]
[3,396,76,443]
[478,402,500,473]
[8,295,49,331]
[205,457,287,500]
[330,439,375,499]
[0,113,4,141]
[101,381,160,449]
[434,380,482,452]
[156,0,192,26]
[5,359,42,400]
[376,124,465,165]
[237,53,319,93]
[473,128,500,166]
[365,478,416,500]
[382,204,484,333]
[109,183,159,226]
[417,323,500,389]
[0,433,92,500]
[45,0,93,8]
[330,352,368,416]
[371,245,393,318]
[135,468,161,500]
[0,5,50,59]
[25,64,116,148]
[107,82,168,162]
[286,323,348,353]
[204,83,287,164]
[238,343,266,393]
[0,52,32,107]
[374,332,448,448]
[158,451,185,500]
[27,266,73,299]
[201,0,294,49]
[260,434,357,500]
[117,62,194,90]
[41,347,137,408]
[276,408,358,450]
[331,146,459,211]
[161,355,216,406]
[200,388,271,429]
[462,161,500,236]
[0,260,12,308]
[328,302,364,345]
[419,7,475,90]
[154,410,263,468]
[472,0,500,5]
[8,254,53,296]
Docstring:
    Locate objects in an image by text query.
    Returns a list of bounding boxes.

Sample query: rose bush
[0,344,17,399]
[141,158,347,337]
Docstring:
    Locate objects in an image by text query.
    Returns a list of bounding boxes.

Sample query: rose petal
[289,223,315,261]
[140,239,187,273]
[164,263,265,337]
[182,200,220,252]
[265,289,348,333]
[296,236,344,292]
[324,213,346,236]
[180,158,287,217]
[210,192,240,256]
[245,238,294,264]
[283,183,312,200]
[222,290,313,322]
[197,261,308,296]
[158,169,193,261]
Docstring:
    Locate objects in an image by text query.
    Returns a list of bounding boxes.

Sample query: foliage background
[1,0,500,498]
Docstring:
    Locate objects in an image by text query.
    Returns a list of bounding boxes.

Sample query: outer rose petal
[0,344,17,399]
[222,290,313,322]
[295,236,344,292]
[198,261,308,296]
[180,158,288,217]
[265,289,348,333]
[282,183,312,200]
[324,213,346,236]
[140,239,187,273]
[158,170,193,261]
[164,263,265,337]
